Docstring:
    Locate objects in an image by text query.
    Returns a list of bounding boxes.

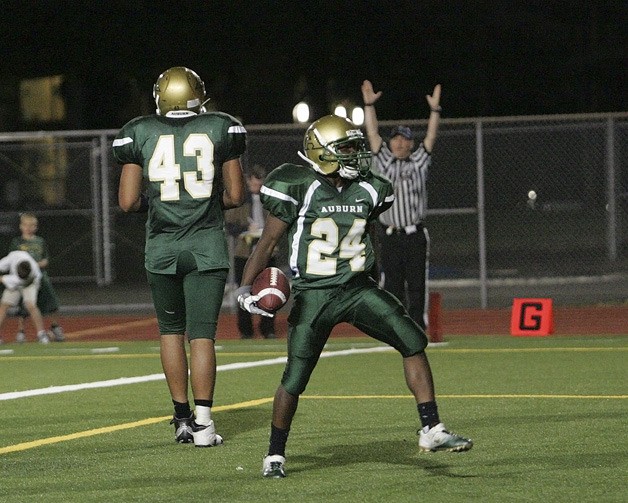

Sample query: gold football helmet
[153,66,206,115]
[302,115,372,179]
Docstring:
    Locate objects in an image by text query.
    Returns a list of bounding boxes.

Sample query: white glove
[1,274,23,290]
[235,285,275,318]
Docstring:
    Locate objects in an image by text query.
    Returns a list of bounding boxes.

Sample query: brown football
[251,267,291,312]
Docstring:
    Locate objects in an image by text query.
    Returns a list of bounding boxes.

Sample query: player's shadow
[289,439,476,478]
[217,407,272,439]
[203,408,476,479]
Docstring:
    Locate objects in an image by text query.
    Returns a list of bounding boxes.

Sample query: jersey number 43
[148,134,216,201]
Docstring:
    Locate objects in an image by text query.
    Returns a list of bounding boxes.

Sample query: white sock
[195,406,212,426]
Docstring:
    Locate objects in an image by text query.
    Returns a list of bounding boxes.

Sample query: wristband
[431,106,442,113]
[364,103,374,107]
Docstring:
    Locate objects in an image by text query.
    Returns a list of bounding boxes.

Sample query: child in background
[9,213,64,342]
[0,250,49,344]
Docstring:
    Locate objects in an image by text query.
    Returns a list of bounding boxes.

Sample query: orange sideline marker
[510,298,554,336]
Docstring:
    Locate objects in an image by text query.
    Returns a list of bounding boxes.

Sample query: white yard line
[0,346,393,401]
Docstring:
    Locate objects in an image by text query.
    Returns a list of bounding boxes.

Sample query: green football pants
[147,251,227,340]
[282,275,428,395]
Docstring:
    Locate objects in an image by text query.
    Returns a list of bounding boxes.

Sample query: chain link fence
[1,112,626,308]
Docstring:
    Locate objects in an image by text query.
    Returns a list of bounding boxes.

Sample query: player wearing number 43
[236,114,472,478]
[113,66,247,447]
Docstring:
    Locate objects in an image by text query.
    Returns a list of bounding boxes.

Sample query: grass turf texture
[0,335,626,502]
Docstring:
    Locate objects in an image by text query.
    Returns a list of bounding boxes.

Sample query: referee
[361,80,442,331]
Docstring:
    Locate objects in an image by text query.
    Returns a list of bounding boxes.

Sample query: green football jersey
[112,112,246,273]
[10,236,48,263]
[261,163,394,290]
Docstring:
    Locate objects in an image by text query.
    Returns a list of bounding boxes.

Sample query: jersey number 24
[307,218,367,275]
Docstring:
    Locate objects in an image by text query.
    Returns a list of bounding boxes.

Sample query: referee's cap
[389,125,413,140]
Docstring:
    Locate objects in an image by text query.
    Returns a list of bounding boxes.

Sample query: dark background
[0,0,626,131]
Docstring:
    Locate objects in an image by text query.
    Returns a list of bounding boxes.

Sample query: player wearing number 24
[114,67,246,447]
[236,114,472,478]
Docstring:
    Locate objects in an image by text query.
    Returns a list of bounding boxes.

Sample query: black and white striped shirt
[373,142,431,228]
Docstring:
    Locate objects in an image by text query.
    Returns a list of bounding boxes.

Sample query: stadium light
[352,107,364,125]
[292,101,310,123]
[333,105,347,118]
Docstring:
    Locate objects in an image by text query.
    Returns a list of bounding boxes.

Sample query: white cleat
[419,423,473,452]
[262,454,286,478]
[191,420,223,447]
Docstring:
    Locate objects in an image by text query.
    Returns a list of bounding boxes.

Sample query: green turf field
[1,335,626,502]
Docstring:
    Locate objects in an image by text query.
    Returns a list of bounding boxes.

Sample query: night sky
[1,0,626,130]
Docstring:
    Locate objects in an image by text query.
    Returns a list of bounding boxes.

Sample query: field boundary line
[2,345,625,363]
[428,347,628,353]
[301,394,628,400]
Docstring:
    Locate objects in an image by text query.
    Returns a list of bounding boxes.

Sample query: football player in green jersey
[114,67,246,447]
[236,115,472,478]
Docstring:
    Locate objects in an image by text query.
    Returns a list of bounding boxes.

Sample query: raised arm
[361,80,383,154]
[423,84,442,153]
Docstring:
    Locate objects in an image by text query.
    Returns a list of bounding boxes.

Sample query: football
[251,267,290,312]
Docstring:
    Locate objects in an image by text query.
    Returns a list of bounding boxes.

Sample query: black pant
[234,256,276,338]
[378,225,429,330]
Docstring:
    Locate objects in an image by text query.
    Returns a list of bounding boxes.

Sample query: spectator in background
[9,212,64,342]
[225,165,277,339]
[114,66,246,447]
[361,80,441,333]
[0,250,49,344]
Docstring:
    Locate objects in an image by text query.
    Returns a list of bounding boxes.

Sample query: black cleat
[170,413,194,444]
